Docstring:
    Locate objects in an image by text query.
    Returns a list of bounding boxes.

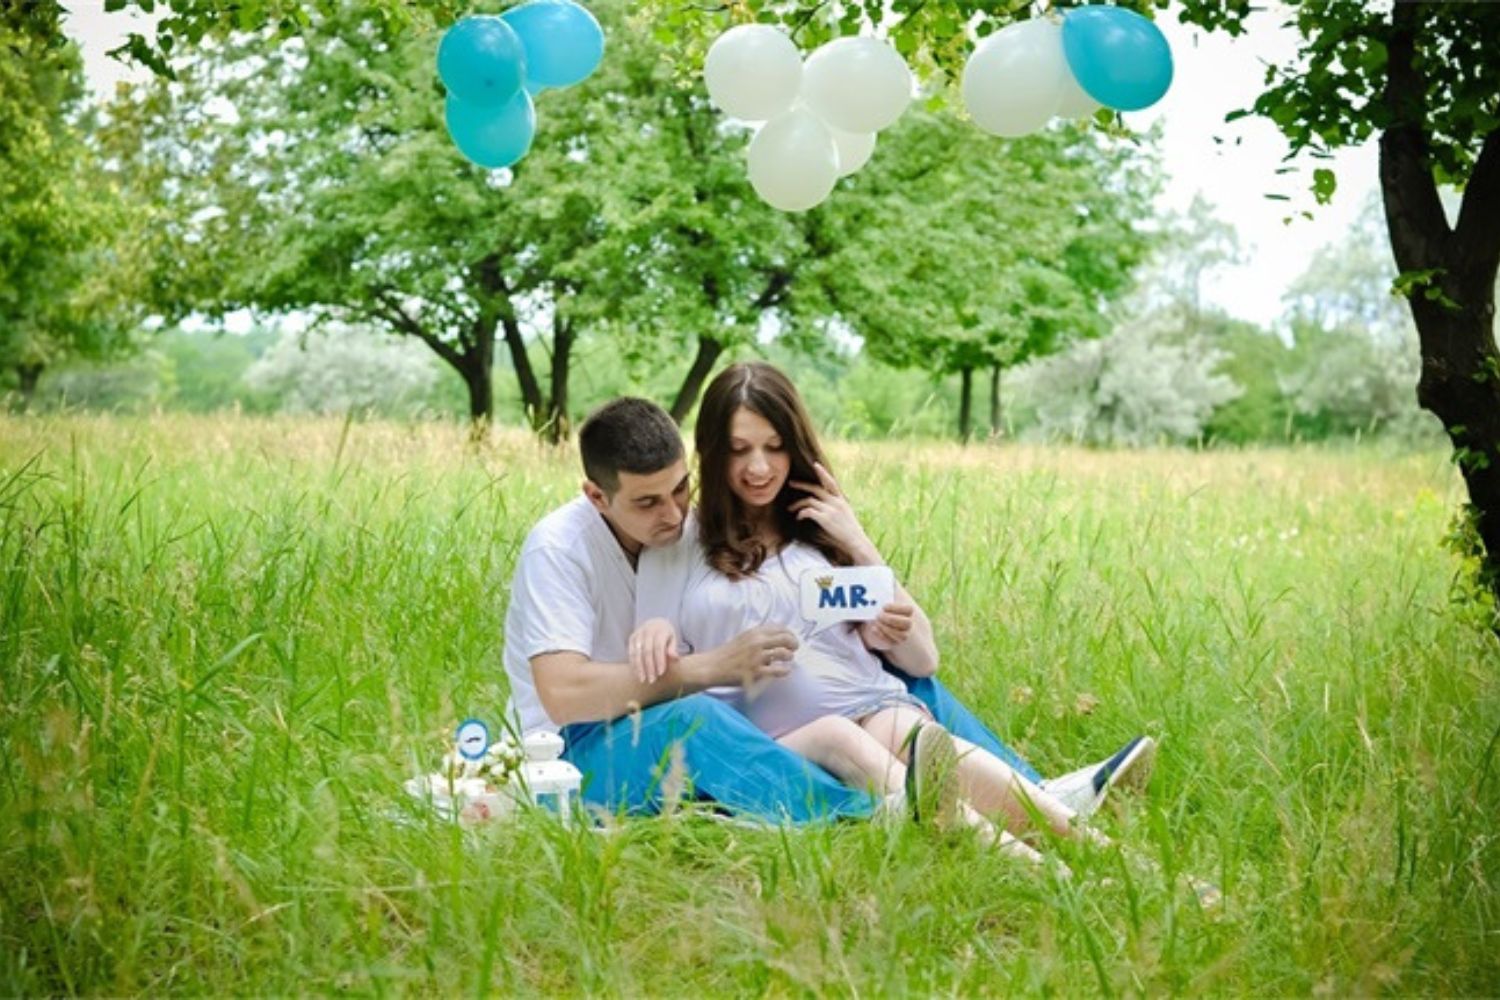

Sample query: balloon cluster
[437,1,605,169]
[704,26,913,213]
[962,6,1172,138]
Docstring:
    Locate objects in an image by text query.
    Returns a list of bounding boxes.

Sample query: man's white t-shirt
[503,496,638,736]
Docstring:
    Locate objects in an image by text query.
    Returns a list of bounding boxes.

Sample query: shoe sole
[907,723,963,832]
[1098,735,1156,796]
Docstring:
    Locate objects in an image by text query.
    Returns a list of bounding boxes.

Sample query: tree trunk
[988,362,1002,439]
[370,287,497,434]
[958,366,973,442]
[462,353,493,431]
[15,362,43,410]
[542,317,575,445]
[1383,2,1500,602]
[468,255,547,433]
[669,335,725,425]
[498,314,545,430]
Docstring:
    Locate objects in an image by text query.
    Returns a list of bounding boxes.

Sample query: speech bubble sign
[455,718,491,761]
[799,565,895,637]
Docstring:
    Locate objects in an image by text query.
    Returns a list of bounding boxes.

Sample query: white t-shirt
[503,496,638,736]
[677,540,905,738]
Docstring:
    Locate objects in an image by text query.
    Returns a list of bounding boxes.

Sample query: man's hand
[699,625,798,688]
[629,618,680,684]
[859,602,915,651]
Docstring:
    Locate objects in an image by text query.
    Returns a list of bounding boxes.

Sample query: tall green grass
[2,414,1497,995]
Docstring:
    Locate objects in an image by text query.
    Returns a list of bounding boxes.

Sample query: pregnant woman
[633,362,1127,862]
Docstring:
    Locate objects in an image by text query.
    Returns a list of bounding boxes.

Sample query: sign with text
[798,565,895,636]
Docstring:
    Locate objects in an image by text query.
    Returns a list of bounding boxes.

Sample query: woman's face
[726,406,790,512]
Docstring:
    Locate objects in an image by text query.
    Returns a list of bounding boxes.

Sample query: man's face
[585,459,691,554]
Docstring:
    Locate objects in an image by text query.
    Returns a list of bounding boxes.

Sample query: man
[502,397,1151,823]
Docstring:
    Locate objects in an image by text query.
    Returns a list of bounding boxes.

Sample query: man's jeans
[561,669,1041,824]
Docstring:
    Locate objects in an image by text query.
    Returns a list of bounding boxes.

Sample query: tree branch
[751,268,793,311]
[370,289,464,371]
[1378,1,1451,273]
[473,256,544,418]
[1454,129,1500,285]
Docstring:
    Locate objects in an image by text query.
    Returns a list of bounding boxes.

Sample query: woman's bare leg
[857,706,1051,864]
[860,706,1106,846]
[858,704,932,767]
[949,735,1106,842]
[777,715,906,795]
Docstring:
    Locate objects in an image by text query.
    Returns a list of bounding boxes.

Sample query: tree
[1136,193,1244,327]
[106,5,606,437]
[105,1,871,436]
[1285,193,1422,349]
[1197,317,1294,445]
[1278,196,1436,442]
[0,7,137,407]
[804,113,1154,440]
[568,17,821,426]
[243,323,446,418]
[1010,310,1241,446]
[659,0,1500,596]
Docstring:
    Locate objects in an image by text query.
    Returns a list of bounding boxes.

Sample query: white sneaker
[873,789,909,827]
[1040,735,1157,818]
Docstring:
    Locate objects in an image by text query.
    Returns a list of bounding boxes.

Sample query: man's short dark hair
[579,397,684,495]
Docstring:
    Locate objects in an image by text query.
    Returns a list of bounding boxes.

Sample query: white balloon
[961,19,1068,137]
[704,25,803,123]
[1055,64,1102,119]
[747,107,839,212]
[801,37,912,134]
[830,127,876,176]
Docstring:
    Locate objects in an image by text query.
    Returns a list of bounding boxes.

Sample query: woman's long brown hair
[695,362,854,579]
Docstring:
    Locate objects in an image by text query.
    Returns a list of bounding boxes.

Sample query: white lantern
[520,731,582,824]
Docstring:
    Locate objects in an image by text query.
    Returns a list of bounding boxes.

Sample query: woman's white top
[676,540,906,738]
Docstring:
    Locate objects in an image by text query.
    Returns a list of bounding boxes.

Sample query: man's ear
[582,479,609,513]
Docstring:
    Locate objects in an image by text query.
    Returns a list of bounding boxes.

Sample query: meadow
[1,413,1497,996]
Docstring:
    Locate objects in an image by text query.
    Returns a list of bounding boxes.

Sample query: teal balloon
[1061,6,1173,112]
[500,0,604,90]
[445,90,535,169]
[437,15,526,107]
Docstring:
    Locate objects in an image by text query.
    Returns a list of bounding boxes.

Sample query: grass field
[2,413,1498,995]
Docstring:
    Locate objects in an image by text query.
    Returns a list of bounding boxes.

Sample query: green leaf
[1311,167,1337,205]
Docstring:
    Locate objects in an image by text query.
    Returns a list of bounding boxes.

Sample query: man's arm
[533,625,799,726]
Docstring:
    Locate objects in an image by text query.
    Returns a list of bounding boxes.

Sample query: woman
[632,362,1107,861]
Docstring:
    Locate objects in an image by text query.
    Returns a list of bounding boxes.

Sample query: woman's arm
[787,463,939,675]
[859,586,940,676]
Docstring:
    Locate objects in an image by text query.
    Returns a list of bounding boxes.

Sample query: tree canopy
[106,0,1140,437]
[1,7,139,403]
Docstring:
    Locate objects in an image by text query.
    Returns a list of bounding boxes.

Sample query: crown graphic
[815,575,834,590]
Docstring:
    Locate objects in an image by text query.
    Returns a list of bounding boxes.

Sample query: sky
[1130,5,1379,327]
[63,0,1378,331]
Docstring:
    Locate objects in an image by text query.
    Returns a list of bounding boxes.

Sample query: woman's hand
[859,602,915,651]
[628,618,680,684]
[788,462,881,565]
